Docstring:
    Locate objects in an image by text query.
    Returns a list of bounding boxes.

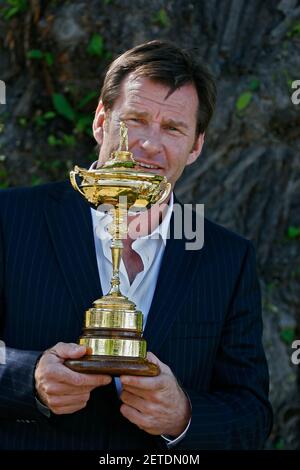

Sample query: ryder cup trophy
[64,122,171,376]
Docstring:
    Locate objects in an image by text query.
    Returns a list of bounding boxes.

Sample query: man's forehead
[120,73,198,105]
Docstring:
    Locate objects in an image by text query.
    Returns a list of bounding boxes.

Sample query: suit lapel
[44,182,102,322]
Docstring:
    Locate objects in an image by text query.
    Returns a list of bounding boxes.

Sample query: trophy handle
[70,166,86,197]
[156,182,172,205]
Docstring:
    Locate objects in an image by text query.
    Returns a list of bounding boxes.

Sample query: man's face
[93,74,204,190]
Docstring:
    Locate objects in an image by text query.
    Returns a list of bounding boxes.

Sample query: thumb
[146,351,168,373]
[47,342,87,360]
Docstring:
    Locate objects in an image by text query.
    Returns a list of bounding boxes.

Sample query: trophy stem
[107,204,127,297]
[109,239,123,295]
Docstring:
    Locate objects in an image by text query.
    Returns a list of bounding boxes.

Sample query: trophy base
[64,355,160,376]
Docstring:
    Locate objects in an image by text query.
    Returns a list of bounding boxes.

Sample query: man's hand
[120,352,191,437]
[34,342,112,415]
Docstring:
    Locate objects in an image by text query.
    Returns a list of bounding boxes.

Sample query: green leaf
[27,49,44,59]
[47,135,62,147]
[3,0,28,20]
[105,51,112,60]
[52,93,76,122]
[31,175,43,186]
[62,134,76,147]
[249,79,260,92]
[43,111,56,120]
[287,226,300,239]
[274,438,284,450]
[280,327,295,345]
[153,8,171,28]
[78,91,98,110]
[87,34,104,57]
[75,115,93,133]
[18,117,27,127]
[44,52,54,66]
[287,21,300,38]
[236,92,252,111]
[0,165,9,188]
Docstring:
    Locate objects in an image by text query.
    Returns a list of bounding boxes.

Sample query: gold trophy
[65,122,171,376]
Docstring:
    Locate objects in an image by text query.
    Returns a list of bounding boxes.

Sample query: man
[0,40,272,450]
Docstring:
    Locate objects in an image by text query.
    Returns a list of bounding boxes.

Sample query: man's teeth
[137,162,159,169]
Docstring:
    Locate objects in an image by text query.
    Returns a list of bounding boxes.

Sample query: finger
[46,342,87,360]
[120,373,166,391]
[52,404,87,415]
[147,351,169,373]
[121,384,147,399]
[41,383,94,396]
[47,393,90,409]
[45,363,112,387]
[120,404,154,433]
[120,390,150,414]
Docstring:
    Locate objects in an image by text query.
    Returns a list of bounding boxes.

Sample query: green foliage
[87,34,104,57]
[280,327,296,345]
[52,93,76,122]
[236,92,252,112]
[274,437,285,450]
[51,92,95,136]
[0,164,9,188]
[287,21,300,38]
[47,133,76,148]
[153,8,171,28]
[249,78,260,92]
[2,0,28,20]
[18,117,28,127]
[62,134,76,147]
[27,49,44,59]
[75,115,93,134]
[287,226,300,239]
[33,111,56,127]
[78,91,98,110]
[44,52,54,66]
[27,50,54,67]
[31,175,43,186]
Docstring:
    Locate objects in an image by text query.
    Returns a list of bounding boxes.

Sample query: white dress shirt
[90,191,190,447]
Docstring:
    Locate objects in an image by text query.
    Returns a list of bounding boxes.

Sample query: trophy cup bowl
[64,123,171,376]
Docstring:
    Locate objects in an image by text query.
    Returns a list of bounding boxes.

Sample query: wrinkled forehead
[117,73,199,113]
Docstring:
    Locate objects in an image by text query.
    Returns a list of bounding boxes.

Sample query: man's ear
[186,132,205,166]
[93,100,106,145]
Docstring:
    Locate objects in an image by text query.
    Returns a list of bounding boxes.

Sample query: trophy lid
[102,121,136,169]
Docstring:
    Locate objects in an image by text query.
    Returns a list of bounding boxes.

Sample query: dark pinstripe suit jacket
[0,181,273,450]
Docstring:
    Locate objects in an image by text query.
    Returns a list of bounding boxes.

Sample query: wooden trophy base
[64,355,160,376]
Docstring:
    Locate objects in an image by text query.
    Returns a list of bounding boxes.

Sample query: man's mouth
[134,161,162,170]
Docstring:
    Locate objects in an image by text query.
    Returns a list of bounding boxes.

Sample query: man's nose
[139,126,162,156]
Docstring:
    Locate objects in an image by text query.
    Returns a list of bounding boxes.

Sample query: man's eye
[128,118,142,123]
[165,126,179,132]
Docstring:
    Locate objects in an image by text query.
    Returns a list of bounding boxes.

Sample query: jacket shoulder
[0,180,70,208]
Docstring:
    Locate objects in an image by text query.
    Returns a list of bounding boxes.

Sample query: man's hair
[100,40,217,136]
